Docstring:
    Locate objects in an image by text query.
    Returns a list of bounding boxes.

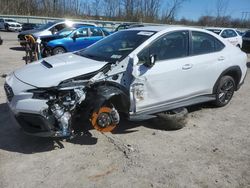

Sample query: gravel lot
[0,31,250,188]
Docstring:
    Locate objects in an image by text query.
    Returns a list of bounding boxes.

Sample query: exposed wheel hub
[91,106,119,132]
[97,113,112,128]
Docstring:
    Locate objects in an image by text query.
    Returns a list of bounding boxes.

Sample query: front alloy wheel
[214,75,235,107]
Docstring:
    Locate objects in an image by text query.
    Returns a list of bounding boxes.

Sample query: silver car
[5,26,247,137]
[17,20,97,45]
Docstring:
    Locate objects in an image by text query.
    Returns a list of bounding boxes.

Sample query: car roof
[76,26,104,29]
[127,25,211,33]
[206,27,237,30]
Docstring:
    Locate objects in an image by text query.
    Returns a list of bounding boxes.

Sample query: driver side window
[138,31,189,63]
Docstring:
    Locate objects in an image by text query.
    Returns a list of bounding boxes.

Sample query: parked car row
[16,20,109,57]
[41,26,109,57]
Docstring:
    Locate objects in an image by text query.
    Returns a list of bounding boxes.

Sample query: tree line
[0,0,249,28]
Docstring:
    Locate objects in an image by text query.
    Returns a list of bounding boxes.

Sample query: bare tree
[216,0,230,18]
[161,0,187,23]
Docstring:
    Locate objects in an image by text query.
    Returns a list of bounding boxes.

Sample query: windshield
[5,19,16,22]
[37,22,56,30]
[207,29,222,35]
[57,27,75,36]
[76,30,156,62]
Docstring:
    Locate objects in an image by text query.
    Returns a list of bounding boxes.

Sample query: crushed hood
[19,29,41,36]
[14,53,108,88]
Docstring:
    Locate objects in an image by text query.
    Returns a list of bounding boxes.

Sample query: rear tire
[214,75,235,107]
[52,47,66,55]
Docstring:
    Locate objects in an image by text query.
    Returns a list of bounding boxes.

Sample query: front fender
[86,83,130,114]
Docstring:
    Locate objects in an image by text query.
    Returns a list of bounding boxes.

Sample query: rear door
[88,27,104,45]
[188,31,227,94]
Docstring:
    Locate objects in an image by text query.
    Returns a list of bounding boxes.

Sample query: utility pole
[241,12,250,21]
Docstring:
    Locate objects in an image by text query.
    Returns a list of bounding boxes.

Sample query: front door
[131,30,191,113]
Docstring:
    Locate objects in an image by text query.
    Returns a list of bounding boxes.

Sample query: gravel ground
[0,31,250,188]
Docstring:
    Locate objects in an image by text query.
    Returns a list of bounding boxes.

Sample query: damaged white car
[4,26,247,137]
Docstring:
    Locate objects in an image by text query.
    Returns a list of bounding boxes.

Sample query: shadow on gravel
[0,103,97,154]
[113,114,187,135]
[9,47,24,51]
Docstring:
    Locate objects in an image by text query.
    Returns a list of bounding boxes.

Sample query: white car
[4,26,247,137]
[18,20,97,46]
[206,28,243,48]
[0,18,22,31]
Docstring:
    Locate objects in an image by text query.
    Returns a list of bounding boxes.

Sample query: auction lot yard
[0,31,249,188]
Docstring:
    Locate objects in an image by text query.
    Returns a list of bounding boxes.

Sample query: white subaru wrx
[4,26,247,137]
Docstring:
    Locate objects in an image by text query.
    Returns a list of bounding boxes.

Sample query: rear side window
[89,28,103,36]
[221,29,237,38]
[191,31,225,55]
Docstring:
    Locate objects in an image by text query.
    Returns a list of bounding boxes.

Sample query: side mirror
[144,54,156,68]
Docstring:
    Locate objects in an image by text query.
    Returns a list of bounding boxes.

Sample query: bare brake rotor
[90,106,119,132]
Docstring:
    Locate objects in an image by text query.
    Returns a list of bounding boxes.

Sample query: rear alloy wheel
[53,47,66,55]
[214,75,235,107]
[90,105,120,132]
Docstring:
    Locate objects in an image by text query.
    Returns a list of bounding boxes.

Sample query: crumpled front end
[4,70,92,137]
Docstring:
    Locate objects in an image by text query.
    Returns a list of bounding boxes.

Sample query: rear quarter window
[191,31,225,55]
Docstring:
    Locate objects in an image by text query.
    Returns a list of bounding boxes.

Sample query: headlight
[27,88,54,100]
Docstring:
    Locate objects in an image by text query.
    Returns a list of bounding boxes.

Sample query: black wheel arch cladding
[213,66,242,93]
[85,82,130,114]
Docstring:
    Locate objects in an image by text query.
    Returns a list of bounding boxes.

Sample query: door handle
[182,64,193,70]
[218,56,225,61]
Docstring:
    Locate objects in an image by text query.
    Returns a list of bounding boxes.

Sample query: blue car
[44,26,110,56]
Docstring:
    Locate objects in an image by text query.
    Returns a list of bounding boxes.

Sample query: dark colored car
[21,23,43,31]
[242,30,250,53]
[114,23,133,32]
[0,36,2,45]
[114,23,157,32]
